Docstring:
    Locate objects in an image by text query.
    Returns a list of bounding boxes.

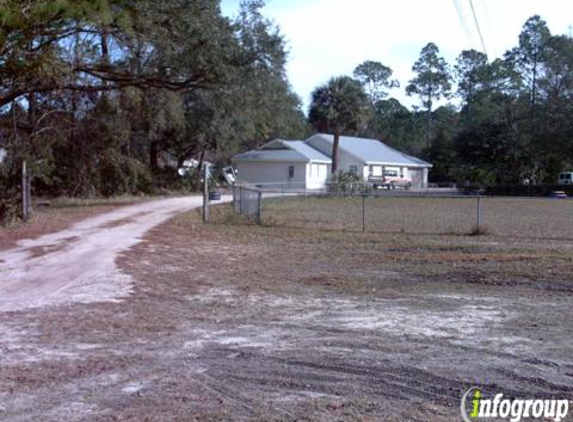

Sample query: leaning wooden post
[476,192,482,235]
[203,163,210,224]
[22,160,29,222]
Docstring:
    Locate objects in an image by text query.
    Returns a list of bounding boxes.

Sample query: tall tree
[406,42,452,149]
[454,50,489,116]
[366,98,425,154]
[505,15,551,131]
[0,0,229,109]
[353,61,399,105]
[308,76,369,173]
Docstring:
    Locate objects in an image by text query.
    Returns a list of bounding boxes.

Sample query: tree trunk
[426,95,432,150]
[331,131,340,175]
[149,141,159,170]
[530,53,538,140]
[426,108,431,150]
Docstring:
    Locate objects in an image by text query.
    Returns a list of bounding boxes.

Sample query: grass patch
[467,225,491,236]
[256,196,573,240]
[48,195,150,208]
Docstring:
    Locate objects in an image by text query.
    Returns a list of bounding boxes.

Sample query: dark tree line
[310,15,573,186]
[1,5,572,222]
[0,0,308,220]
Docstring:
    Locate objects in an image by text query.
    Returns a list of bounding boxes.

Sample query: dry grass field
[261,196,573,239]
[1,196,572,421]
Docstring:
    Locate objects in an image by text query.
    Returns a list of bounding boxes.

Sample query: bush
[459,184,573,197]
[97,150,153,197]
[328,171,370,195]
[0,160,23,224]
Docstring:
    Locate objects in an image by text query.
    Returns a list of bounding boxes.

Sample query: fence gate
[232,184,262,224]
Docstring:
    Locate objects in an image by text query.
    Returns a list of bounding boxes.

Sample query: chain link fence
[232,184,263,224]
[230,183,573,239]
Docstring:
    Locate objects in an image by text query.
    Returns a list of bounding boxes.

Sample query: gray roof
[233,139,331,163]
[283,141,331,162]
[312,134,432,167]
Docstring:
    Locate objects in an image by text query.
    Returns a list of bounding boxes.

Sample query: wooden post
[256,190,262,225]
[476,193,482,235]
[22,161,29,222]
[203,164,210,224]
[362,194,366,233]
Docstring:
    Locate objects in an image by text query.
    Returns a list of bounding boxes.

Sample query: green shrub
[328,171,370,195]
[0,162,23,224]
[97,150,153,197]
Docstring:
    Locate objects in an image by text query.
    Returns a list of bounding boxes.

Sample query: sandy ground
[0,196,219,312]
[1,201,572,421]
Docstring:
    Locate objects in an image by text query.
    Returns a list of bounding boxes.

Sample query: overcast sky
[221,0,572,113]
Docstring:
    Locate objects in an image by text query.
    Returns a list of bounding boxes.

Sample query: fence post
[22,160,29,222]
[476,192,482,235]
[232,184,237,213]
[239,186,244,215]
[362,194,366,233]
[256,190,262,225]
[202,164,210,223]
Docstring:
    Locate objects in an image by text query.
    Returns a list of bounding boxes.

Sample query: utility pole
[202,163,210,223]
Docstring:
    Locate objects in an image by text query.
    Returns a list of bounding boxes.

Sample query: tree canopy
[2,7,573,221]
[353,60,399,105]
[308,76,369,173]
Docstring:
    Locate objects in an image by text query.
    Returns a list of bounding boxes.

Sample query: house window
[288,166,295,178]
[400,168,404,178]
[349,165,358,175]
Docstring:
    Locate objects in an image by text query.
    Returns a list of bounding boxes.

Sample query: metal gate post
[256,190,262,225]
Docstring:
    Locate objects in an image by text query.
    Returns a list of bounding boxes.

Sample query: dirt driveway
[1,203,572,421]
[0,196,213,312]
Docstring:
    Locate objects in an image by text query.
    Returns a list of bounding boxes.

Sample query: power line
[468,0,488,57]
[452,0,475,46]
[478,0,500,59]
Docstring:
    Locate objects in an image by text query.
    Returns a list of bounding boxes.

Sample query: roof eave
[365,161,432,168]
[232,157,309,163]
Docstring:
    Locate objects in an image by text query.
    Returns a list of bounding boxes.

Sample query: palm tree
[309,76,369,174]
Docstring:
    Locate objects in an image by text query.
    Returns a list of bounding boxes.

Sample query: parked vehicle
[548,190,568,199]
[369,170,412,189]
[222,166,237,185]
[558,172,573,185]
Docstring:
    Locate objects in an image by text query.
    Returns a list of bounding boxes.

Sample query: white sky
[221,0,573,113]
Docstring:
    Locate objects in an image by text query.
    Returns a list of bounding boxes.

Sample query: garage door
[410,169,423,188]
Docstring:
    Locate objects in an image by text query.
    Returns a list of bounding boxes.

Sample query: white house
[233,134,432,189]
[233,139,331,189]
[306,134,432,188]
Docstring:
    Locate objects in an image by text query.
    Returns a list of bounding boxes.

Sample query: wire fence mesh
[232,184,262,224]
[230,183,573,240]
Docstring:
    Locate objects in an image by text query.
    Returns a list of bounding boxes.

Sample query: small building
[233,134,432,189]
[306,134,432,188]
[233,139,331,189]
